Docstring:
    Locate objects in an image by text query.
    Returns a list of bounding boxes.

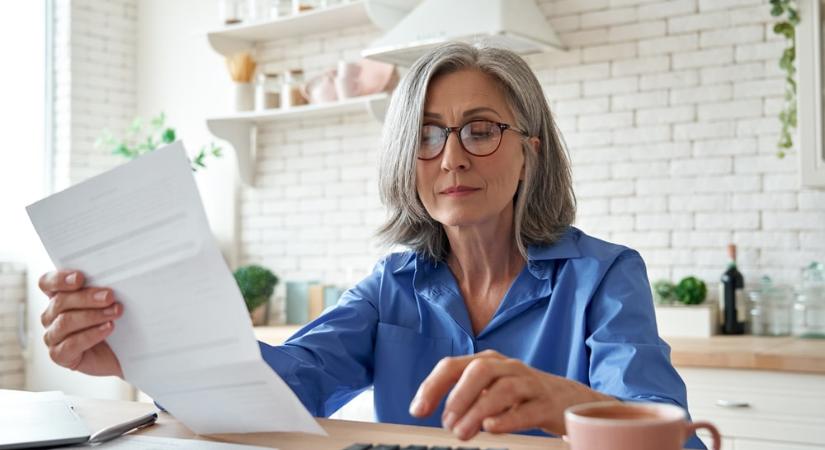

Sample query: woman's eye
[467,125,494,139]
[421,127,443,147]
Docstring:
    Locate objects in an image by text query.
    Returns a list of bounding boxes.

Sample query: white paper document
[27,142,325,435]
[65,435,278,449]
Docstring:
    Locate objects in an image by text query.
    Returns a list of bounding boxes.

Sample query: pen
[88,411,158,444]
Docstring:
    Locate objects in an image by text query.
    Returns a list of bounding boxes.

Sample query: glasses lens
[419,125,445,159]
[460,120,501,155]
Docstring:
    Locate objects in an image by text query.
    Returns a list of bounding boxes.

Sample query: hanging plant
[770,0,800,158]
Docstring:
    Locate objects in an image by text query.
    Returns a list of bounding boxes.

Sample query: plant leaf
[162,128,176,143]
[771,4,783,16]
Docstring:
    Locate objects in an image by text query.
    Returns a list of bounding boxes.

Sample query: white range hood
[362,0,565,66]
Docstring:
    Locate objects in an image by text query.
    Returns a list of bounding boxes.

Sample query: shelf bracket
[207,34,253,58]
[207,119,256,185]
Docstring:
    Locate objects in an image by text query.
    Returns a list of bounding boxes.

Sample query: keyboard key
[372,445,400,450]
[341,445,372,450]
[400,446,428,450]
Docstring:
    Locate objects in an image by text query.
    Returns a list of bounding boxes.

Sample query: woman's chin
[435,213,488,229]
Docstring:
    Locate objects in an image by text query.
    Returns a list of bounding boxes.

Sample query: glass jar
[282,69,307,109]
[793,262,825,339]
[255,72,281,110]
[219,0,242,25]
[748,277,793,336]
[246,0,270,22]
[268,0,291,18]
[292,0,326,15]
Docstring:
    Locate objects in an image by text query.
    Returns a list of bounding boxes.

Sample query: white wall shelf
[205,0,414,185]
[207,0,415,57]
[206,93,390,185]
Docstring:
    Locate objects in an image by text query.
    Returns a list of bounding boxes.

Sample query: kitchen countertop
[254,326,825,375]
[665,335,825,374]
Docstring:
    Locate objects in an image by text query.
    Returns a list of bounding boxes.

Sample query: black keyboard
[341,445,508,450]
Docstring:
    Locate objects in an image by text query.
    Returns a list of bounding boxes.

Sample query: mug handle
[686,421,721,450]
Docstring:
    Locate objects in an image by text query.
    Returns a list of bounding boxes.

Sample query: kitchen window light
[798,0,825,188]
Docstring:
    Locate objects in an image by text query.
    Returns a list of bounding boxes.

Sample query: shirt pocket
[373,322,453,425]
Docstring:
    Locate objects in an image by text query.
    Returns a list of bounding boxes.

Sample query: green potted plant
[652,279,677,305]
[233,265,279,326]
[674,276,707,305]
[652,276,714,337]
[96,112,222,170]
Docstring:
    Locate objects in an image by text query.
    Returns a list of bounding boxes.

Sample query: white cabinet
[678,367,825,450]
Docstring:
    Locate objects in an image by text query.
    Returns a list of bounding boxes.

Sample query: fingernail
[482,417,496,430]
[409,396,425,416]
[99,322,111,331]
[453,422,470,439]
[442,412,456,430]
[103,305,117,316]
[65,273,77,285]
[94,291,109,302]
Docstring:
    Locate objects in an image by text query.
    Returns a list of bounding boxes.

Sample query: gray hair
[376,42,576,262]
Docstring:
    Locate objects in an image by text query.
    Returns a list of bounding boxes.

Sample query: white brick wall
[0,264,26,389]
[238,0,825,307]
[53,0,137,190]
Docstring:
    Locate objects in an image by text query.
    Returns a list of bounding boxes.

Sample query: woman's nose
[440,131,470,172]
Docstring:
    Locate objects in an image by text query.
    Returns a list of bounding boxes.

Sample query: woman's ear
[528,137,541,154]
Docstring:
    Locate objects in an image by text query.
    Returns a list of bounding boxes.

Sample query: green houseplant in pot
[233,265,279,326]
[652,276,713,337]
[652,279,677,305]
[674,276,708,305]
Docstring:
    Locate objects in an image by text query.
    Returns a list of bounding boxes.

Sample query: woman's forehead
[423,69,511,118]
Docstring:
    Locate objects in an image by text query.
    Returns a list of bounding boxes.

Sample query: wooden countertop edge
[254,327,825,375]
[667,336,825,374]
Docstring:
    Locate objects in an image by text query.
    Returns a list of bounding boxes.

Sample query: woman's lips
[440,186,480,196]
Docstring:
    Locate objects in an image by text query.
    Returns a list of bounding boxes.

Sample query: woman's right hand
[39,270,124,378]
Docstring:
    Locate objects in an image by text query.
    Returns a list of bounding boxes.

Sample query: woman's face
[416,69,527,230]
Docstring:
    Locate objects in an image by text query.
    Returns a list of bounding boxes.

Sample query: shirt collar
[527,226,582,261]
[525,226,582,280]
[410,226,582,338]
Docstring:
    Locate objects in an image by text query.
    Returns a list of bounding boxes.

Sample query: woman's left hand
[408,350,616,440]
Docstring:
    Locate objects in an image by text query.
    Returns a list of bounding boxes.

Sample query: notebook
[0,390,90,449]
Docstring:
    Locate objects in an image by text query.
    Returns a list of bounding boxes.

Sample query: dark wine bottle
[719,244,745,335]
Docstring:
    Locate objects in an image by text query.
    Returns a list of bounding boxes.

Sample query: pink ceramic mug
[564,401,721,450]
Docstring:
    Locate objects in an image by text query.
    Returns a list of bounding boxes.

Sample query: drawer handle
[715,399,750,408]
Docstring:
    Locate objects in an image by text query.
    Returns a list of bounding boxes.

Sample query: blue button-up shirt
[259,227,706,449]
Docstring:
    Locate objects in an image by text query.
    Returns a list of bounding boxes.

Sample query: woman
[38,43,705,448]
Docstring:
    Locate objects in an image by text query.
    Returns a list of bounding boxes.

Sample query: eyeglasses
[417,120,529,160]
